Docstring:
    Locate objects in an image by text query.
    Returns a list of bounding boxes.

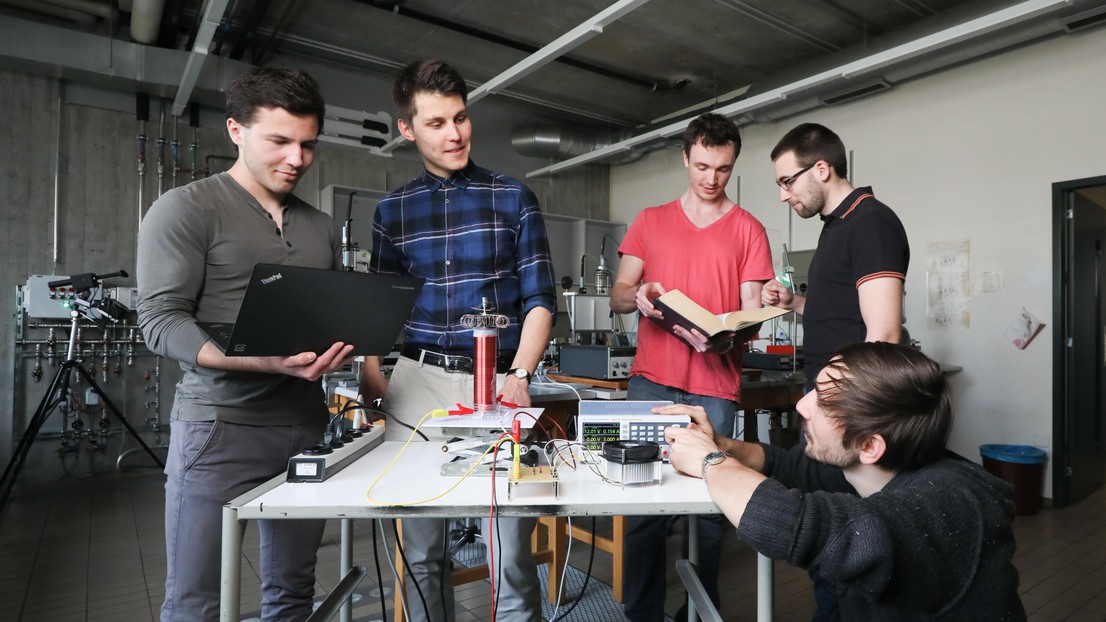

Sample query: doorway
[1052,176,1106,508]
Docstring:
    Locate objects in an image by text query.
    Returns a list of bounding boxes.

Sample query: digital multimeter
[576,400,689,461]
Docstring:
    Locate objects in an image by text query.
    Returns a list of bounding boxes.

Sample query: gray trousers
[162,419,326,622]
[386,357,541,622]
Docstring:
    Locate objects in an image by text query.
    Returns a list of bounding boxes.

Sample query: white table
[220,441,774,621]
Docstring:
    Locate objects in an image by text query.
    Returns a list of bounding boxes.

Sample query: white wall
[610,28,1106,497]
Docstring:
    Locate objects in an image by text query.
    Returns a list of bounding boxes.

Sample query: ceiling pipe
[359,0,666,91]
[527,0,1076,179]
[130,0,166,44]
[510,124,647,165]
[379,0,652,154]
[0,0,98,26]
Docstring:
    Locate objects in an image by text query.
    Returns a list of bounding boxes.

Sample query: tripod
[0,271,166,515]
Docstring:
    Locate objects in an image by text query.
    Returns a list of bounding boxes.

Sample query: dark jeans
[621,375,737,622]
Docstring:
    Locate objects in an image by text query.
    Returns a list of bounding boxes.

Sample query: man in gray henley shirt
[136,67,352,622]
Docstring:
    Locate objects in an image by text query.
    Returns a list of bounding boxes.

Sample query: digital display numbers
[581,422,622,451]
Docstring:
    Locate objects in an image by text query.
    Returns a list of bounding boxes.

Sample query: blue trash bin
[980,444,1047,515]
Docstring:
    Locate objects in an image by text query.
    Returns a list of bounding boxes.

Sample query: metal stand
[1,293,166,515]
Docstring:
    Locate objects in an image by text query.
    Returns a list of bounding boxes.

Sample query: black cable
[371,519,387,622]
[392,519,431,622]
[327,400,428,441]
[551,517,598,622]
[388,410,429,441]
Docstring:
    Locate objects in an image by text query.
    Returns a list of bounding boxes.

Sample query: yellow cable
[365,414,514,506]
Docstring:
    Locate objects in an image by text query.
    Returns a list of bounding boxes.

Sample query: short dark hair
[770,123,847,179]
[682,113,741,158]
[392,59,468,124]
[817,341,951,472]
[225,66,326,130]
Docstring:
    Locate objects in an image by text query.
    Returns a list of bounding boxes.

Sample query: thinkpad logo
[260,273,283,285]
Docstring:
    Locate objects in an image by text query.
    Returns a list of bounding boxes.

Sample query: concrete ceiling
[2,0,1106,170]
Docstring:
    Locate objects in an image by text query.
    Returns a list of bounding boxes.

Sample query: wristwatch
[701,450,731,481]
[507,368,531,385]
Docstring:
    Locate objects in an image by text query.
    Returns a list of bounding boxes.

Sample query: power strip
[286,424,385,483]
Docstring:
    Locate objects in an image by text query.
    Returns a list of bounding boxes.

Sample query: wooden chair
[392,517,567,622]
[537,515,626,602]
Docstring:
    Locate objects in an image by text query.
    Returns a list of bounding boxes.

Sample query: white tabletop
[235,441,720,520]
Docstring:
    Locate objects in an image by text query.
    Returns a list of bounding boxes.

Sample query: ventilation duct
[511,124,647,165]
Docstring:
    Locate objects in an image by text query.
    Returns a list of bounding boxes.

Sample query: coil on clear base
[602,440,662,486]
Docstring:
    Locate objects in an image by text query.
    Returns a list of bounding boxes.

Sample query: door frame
[1052,174,1106,508]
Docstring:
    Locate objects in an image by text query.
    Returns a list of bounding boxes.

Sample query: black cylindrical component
[136,93,150,122]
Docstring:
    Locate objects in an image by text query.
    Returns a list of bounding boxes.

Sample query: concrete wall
[611,28,1106,499]
[0,65,610,483]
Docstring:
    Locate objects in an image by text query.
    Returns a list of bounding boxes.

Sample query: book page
[656,290,725,335]
[721,306,791,330]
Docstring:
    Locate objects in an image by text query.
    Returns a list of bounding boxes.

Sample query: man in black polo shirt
[762,123,909,392]
[761,123,909,622]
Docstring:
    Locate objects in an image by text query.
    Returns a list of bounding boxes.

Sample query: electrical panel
[23,275,83,319]
[21,275,137,320]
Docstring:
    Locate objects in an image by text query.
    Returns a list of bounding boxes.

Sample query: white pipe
[130,0,166,45]
[52,87,62,267]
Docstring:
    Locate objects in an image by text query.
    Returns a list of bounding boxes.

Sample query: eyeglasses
[776,162,816,190]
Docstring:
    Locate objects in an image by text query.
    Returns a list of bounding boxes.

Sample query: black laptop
[199,264,423,357]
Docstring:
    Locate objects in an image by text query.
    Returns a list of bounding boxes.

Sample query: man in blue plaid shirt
[364,59,556,622]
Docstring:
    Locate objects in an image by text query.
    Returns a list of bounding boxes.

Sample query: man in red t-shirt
[610,113,774,622]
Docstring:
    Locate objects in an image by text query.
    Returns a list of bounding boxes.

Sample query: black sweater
[738,446,1025,621]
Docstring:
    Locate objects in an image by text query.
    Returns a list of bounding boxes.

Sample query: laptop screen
[201,264,423,357]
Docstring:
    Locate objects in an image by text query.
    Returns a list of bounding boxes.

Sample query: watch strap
[508,367,531,384]
[701,450,731,481]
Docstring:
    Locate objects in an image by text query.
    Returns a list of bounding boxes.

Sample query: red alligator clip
[447,403,475,416]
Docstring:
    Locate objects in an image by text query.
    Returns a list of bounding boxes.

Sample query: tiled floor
[1,469,1104,621]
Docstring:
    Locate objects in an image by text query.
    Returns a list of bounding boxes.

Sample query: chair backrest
[675,559,725,622]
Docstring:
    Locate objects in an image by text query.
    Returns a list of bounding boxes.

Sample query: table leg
[542,517,567,603]
[687,515,699,622]
[220,504,247,621]
[341,519,354,622]
[757,552,773,622]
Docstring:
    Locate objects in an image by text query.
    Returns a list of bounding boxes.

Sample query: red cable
[488,433,510,622]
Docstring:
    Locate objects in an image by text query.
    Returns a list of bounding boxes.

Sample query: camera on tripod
[48,270,130,327]
[2,268,164,516]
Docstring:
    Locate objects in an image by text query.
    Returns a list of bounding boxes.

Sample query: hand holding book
[648,289,790,354]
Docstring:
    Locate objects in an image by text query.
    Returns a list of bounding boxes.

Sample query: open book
[649,289,790,353]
